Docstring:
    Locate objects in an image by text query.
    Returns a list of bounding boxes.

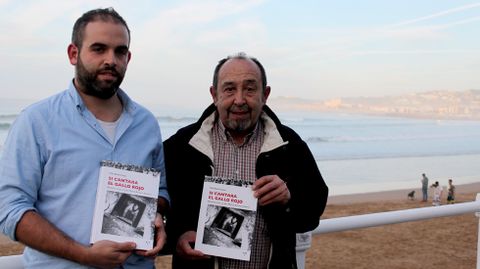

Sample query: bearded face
[69,21,131,100]
[75,56,125,100]
[211,58,270,139]
[223,103,254,133]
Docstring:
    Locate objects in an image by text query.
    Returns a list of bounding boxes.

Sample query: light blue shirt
[0,82,169,268]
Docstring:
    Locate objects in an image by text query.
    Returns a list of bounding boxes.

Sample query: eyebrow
[89,42,107,47]
[89,42,129,51]
[221,81,235,87]
[243,79,257,85]
[222,79,257,86]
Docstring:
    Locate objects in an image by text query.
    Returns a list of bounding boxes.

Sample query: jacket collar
[189,104,287,160]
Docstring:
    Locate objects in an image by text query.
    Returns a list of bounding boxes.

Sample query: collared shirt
[211,119,271,269]
[0,82,169,269]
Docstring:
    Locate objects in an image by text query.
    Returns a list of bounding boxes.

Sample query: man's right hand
[176,231,209,260]
[83,240,136,269]
[16,211,136,268]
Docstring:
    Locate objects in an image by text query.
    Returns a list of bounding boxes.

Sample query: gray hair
[212,52,267,92]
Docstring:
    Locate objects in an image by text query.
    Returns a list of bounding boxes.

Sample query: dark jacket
[164,104,328,269]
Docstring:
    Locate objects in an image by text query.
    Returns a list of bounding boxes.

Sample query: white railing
[2,194,480,268]
[0,254,22,269]
[296,193,480,269]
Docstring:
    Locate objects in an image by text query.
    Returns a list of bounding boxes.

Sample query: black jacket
[164,104,328,269]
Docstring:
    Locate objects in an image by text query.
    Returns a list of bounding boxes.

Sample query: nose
[104,50,117,67]
[233,89,246,105]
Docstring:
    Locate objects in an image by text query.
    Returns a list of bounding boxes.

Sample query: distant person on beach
[447,179,455,204]
[0,8,169,268]
[163,52,329,268]
[431,181,443,206]
[421,173,429,202]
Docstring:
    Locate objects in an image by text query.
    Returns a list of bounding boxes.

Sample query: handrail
[314,199,480,234]
[295,194,480,269]
[0,254,22,269]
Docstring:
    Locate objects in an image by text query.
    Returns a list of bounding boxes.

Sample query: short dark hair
[71,7,130,49]
[212,52,267,92]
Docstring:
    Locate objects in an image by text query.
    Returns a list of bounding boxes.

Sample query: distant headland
[269,89,480,120]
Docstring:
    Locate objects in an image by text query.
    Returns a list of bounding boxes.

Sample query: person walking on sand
[421,173,429,202]
[447,179,455,204]
[431,181,443,206]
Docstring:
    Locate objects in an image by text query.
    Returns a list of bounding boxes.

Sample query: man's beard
[225,118,252,133]
[75,58,124,100]
[225,104,253,133]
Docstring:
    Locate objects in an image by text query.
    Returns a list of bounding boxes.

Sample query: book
[195,176,258,261]
[90,160,160,250]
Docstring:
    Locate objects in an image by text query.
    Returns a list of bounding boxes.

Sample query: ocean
[1,101,479,195]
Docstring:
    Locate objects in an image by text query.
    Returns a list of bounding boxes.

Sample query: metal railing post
[476,194,480,269]
[295,231,312,269]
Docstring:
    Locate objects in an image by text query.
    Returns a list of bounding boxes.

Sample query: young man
[0,8,169,268]
[164,52,329,269]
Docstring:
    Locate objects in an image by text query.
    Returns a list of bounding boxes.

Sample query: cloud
[351,49,480,56]
[437,15,480,28]
[1,1,81,31]
[132,0,265,49]
[381,16,480,42]
[0,1,88,53]
[392,2,480,27]
[194,19,267,47]
[0,0,478,104]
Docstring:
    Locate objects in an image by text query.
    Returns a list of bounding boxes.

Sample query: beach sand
[1,182,479,268]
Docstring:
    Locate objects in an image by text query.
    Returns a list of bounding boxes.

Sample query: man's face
[210,58,270,136]
[68,20,131,99]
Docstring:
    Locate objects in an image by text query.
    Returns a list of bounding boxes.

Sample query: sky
[1,0,479,113]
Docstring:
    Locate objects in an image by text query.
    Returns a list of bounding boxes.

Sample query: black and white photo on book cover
[195,176,258,261]
[90,160,160,250]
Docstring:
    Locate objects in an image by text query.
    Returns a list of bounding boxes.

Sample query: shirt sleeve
[155,133,170,205]
[0,111,42,240]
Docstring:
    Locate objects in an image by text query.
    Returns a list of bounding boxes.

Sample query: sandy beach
[1,182,479,268]
[309,183,480,269]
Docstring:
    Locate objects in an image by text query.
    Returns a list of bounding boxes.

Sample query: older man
[164,52,328,269]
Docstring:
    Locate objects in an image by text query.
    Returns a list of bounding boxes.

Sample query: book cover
[90,160,160,250]
[195,176,258,261]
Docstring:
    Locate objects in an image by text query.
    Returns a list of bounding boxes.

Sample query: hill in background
[269,89,480,120]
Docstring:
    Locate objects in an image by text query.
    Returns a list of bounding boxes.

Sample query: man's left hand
[136,213,166,258]
[253,175,290,206]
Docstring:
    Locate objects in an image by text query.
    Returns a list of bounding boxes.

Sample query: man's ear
[210,86,218,104]
[263,86,271,103]
[67,44,79,65]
